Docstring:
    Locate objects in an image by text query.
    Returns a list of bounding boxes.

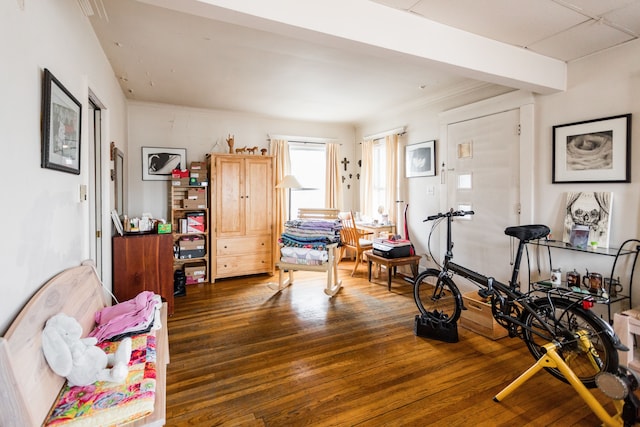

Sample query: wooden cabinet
[112,234,174,314]
[169,183,210,283]
[208,154,274,281]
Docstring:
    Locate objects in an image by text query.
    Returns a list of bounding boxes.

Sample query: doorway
[445,109,521,284]
[88,91,105,278]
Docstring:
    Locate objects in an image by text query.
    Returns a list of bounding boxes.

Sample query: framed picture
[141,147,186,180]
[552,114,631,183]
[562,191,613,248]
[406,140,436,178]
[41,68,82,174]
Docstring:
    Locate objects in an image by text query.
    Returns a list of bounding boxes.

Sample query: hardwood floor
[165,262,616,426]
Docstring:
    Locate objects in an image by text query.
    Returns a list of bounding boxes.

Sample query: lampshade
[276,174,303,189]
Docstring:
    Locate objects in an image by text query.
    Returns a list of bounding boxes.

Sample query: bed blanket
[44,333,156,426]
[280,246,329,265]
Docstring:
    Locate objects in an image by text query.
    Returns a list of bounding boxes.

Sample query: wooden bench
[364,250,421,291]
[0,260,168,427]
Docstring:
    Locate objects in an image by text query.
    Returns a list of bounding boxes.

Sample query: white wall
[535,39,640,245]
[126,102,356,220]
[533,39,640,312]
[0,1,128,333]
[355,85,514,259]
[358,39,640,312]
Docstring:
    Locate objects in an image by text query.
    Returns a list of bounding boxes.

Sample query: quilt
[44,333,156,426]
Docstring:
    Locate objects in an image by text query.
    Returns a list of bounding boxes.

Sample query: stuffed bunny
[42,313,132,387]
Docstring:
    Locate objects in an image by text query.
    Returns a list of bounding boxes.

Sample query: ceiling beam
[140,0,566,94]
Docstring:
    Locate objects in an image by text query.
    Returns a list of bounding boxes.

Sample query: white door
[446,109,520,284]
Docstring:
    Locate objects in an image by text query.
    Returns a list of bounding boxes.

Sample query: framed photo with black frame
[406,140,436,178]
[552,114,631,183]
[141,146,187,180]
[41,68,82,174]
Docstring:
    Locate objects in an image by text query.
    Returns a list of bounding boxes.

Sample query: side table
[364,250,421,291]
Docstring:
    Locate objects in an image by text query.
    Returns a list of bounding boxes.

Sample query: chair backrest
[298,208,339,220]
[339,211,361,248]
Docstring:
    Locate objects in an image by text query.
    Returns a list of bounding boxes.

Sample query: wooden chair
[339,211,374,276]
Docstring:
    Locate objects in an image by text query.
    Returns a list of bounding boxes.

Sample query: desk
[364,250,421,291]
[356,222,396,238]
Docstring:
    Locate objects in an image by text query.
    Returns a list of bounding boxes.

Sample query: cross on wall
[341,157,350,171]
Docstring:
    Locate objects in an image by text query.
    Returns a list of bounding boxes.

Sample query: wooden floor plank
[165,264,615,426]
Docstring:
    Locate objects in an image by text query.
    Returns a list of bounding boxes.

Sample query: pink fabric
[89,291,160,342]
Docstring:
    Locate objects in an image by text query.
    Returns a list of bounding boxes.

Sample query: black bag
[414,314,459,343]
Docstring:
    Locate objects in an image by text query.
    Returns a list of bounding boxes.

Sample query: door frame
[438,90,535,224]
[88,90,106,278]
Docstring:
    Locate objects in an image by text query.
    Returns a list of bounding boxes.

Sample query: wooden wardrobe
[208,154,275,281]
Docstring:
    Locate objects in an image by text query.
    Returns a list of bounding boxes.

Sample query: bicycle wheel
[521,297,618,388]
[413,269,462,324]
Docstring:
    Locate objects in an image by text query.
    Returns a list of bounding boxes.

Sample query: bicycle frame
[427,210,636,425]
[435,211,620,347]
[438,213,559,341]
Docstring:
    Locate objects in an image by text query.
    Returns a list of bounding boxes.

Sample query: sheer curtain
[384,134,399,225]
[269,138,290,237]
[360,135,399,224]
[360,139,375,218]
[325,143,342,210]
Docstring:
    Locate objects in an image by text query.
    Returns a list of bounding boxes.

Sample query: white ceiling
[86,0,640,124]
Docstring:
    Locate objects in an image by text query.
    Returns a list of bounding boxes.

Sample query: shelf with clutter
[169,161,210,286]
[528,238,640,323]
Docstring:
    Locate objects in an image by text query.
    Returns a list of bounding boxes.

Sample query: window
[370,140,386,217]
[289,142,326,217]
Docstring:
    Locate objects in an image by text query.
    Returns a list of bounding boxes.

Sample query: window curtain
[384,134,399,225]
[269,138,290,237]
[360,135,399,224]
[325,143,342,210]
[360,139,375,218]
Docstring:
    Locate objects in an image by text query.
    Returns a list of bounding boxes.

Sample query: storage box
[189,171,208,180]
[186,275,206,284]
[178,237,205,259]
[157,223,172,234]
[460,291,508,340]
[172,178,191,186]
[184,262,206,277]
[179,236,205,250]
[182,199,207,209]
[172,169,189,178]
[179,249,205,259]
[186,212,205,233]
[190,161,205,171]
[187,188,206,200]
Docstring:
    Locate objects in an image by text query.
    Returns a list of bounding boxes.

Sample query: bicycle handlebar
[424,209,475,222]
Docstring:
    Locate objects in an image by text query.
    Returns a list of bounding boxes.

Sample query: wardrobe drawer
[217,235,271,255]
[216,253,272,277]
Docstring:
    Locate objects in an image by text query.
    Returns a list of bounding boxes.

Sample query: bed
[0,260,168,427]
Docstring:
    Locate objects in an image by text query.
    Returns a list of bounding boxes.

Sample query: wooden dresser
[112,233,174,314]
[208,154,275,281]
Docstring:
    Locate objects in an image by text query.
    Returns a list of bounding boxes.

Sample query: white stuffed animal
[42,313,132,387]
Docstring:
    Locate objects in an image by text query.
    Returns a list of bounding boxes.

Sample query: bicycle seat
[504,225,550,241]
